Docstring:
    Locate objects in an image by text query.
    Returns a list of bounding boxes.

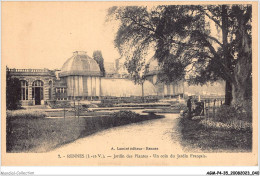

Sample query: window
[49,81,52,100]
[55,87,67,100]
[20,80,28,100]
[33,80,43,87]
[32,80,44,100]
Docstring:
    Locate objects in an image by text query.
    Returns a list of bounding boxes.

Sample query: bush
[234,100,252,121]
[215,105,237,123]
[97,103,115,107]
[7,110,47,119]
[215,104,252,123]
[111,111,140,125]
[47,100,72,109]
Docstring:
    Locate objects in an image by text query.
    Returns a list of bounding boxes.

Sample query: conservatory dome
[60,51,101,77]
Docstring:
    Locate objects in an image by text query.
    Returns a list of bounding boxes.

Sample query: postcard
[1,1,258,167]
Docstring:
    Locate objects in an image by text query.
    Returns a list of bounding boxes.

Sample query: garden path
[50,113,183,156]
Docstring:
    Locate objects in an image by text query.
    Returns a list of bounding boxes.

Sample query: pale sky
[2,2,120,69]
[2,2,224,71]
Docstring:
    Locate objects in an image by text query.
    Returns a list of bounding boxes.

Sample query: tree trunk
[225,80,232,105]
[222,5,233,105]
[232,83,246,107]
[231,6,252,109]
[232,56,251,108]
[141,82,144,103]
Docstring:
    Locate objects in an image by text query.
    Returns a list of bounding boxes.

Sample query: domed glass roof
[60,51,101,77]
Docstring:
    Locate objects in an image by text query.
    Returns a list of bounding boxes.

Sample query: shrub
[234,100,252,122]
[215,105,237,123]
[47,100,72,109]
[112,110,139,119]
[111,111,140,125]
[7,110,47,119]
[97,103,115,107]
[215,104,252,123]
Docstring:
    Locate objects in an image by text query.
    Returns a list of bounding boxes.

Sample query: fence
[200,98,225,118]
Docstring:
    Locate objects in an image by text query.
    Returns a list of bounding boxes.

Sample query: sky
[2,2,120,69]
[2,2,224,71]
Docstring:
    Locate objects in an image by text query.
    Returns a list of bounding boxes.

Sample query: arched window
[20,80,28,100]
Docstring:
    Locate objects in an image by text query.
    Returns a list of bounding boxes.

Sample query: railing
[185,96,225,119]
[201,98,225,118]
[7,68,50,73]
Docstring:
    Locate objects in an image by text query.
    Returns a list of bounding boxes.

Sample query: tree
[196,5,252,106]
[108,5,252,109]
[6,68,21,110]
[93,50,106,77]
[124,57,149,102]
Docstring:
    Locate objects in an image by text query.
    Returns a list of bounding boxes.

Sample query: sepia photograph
[1,1,258,170]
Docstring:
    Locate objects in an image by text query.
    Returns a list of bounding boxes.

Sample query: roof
[60,51,101,77]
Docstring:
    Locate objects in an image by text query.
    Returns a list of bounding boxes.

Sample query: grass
[178,117,252,152]
[6,117,85,152]
[6,110,164,153]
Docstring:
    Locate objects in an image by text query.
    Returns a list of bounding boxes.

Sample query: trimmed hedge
[7,110,47,119]
[47,100,72,109]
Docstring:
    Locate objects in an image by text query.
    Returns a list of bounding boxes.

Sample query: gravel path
[50,113,183,155]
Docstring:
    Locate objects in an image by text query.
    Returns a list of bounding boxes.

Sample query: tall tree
[108,5,252,109]
[197,5,252,106]
[93,50,106,77]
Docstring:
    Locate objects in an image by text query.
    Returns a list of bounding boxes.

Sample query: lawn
[6,110,164,153]
[7,117,86,152]
[178,117,252,152]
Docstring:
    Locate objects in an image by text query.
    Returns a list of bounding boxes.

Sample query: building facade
[7,51,225,106]
[7,68,57,106]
